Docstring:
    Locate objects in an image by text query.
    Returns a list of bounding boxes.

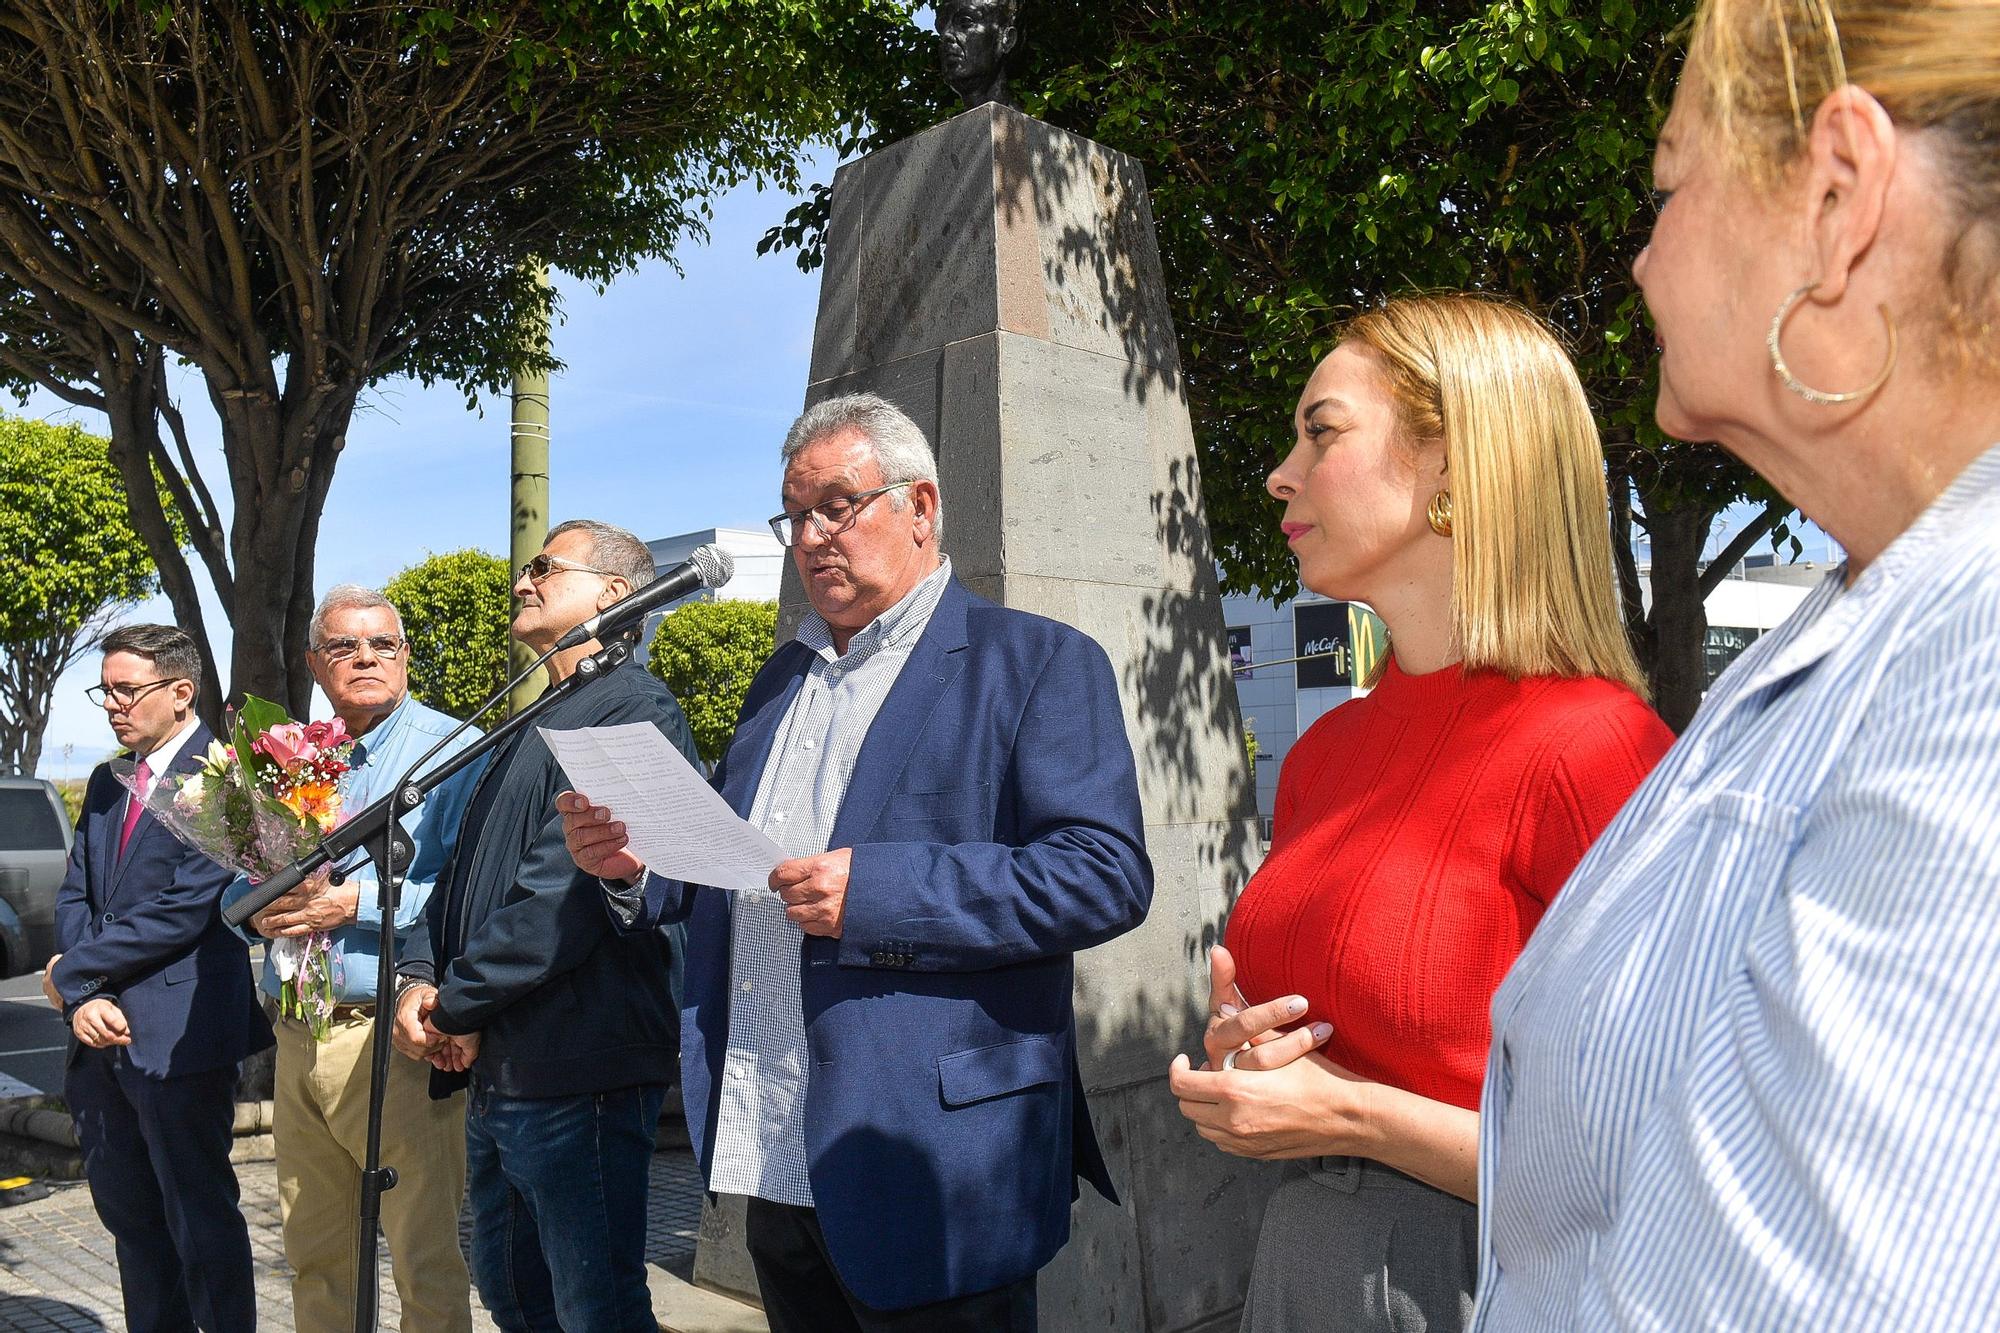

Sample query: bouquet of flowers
[117,695,355,1039]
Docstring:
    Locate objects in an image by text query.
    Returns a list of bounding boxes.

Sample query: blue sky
[22,160,834,779]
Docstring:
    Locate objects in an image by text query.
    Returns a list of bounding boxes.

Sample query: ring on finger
[1222,1048,1240,1072]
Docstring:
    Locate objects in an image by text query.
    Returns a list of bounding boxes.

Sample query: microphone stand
[229,634,635,1333]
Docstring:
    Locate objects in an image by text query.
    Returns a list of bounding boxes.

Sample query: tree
[0,0,912,726]
[770,1,1793,729]
[648,599,779,766]
[383,550,514,724]
[0,415,167,775]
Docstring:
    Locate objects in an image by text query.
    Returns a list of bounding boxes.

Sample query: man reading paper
[559,394,1153,1332]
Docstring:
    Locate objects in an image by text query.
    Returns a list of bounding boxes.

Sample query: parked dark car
[0,777,73,979]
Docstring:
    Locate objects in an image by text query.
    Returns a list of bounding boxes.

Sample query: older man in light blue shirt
[222,585,485,1333]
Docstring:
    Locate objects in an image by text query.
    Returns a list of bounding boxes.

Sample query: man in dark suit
[44,625,272,1333]
[561,393,1154,1331]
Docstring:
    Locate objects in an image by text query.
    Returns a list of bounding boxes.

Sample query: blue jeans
[464,1079,667,1332]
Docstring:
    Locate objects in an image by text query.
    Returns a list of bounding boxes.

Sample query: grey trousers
[1241,1156,1477,1333]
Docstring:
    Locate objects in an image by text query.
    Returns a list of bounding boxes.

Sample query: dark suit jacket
[630,578,1153,1310]
[52,723,273,1078]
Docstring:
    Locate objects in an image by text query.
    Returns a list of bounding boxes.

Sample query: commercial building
[1223,561,1826,824]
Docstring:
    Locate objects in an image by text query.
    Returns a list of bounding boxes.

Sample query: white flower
[270,935,303,983]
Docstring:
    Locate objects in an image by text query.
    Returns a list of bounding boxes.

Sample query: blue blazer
[636,578,1153,1310]
[52,724,273,1078]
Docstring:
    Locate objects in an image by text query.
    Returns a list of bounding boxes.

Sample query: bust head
[936,0,1020,109]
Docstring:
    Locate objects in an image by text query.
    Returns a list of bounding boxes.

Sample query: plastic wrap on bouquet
[112,696,357,1038]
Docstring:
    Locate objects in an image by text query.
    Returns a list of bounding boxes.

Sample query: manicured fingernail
[593,808,608,822]
[1310,1023,1334,1043]
[1285,996,1308,1016]
[1218,1003,1239,1019]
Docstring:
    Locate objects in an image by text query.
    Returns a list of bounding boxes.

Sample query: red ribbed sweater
[1226,658,1673,1111]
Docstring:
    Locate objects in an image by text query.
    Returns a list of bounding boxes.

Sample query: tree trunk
[97,361,228,733]
[208,377,356,721]
[1643,498,1713,732]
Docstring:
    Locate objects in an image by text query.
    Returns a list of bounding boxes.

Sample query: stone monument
[693,24,1275,1331]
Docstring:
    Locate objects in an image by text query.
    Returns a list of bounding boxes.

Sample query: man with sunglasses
[46,624,271,1332]
[394,519,699,1332]
[560,394,1154,1332]
[220,585,485,1333]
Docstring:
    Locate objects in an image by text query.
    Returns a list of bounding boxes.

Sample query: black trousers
[66,1047,256,1333]
[744,1196,1038,1333]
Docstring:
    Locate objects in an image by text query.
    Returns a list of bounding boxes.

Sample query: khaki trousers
[275,1010,473,1333]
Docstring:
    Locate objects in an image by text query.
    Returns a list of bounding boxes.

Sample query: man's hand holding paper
[543,721,786,893]
[557,792,648,883]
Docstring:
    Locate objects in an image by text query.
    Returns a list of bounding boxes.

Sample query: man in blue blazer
[45,625,272,1333]
[561,393,1153,1331]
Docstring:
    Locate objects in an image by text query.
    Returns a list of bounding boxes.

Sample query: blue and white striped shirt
[1475,442,2000,1330]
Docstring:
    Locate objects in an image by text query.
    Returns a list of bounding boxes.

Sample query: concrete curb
[648,1268,768,1333]
[0,1095,273,1148]
[0,1096,276,1179]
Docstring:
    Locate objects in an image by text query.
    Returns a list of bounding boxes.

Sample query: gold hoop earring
[1767,283,1897,406]
[1426,490,1454,538]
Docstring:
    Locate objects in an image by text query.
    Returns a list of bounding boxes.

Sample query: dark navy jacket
[626,579,1153,1310]
[405,658,698,1100]
[51,724,273,1078]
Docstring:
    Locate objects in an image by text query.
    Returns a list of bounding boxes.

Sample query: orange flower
[279,779,342,832]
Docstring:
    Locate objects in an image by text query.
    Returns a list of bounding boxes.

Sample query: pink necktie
[118,757,152,859]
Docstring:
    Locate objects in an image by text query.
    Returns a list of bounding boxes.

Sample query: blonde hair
[1342,295,1647,698]
[1687,0,2000,358]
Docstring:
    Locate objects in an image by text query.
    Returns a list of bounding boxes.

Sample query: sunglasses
[520,553,619,584]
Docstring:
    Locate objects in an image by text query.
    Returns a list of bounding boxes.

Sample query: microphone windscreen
[690,543,735,590]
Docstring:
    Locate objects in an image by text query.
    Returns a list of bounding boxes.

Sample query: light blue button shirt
[1474,443,2000,1330]
[223,693,487,1004]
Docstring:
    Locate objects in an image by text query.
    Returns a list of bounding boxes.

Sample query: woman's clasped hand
[1171,944,1390,1162]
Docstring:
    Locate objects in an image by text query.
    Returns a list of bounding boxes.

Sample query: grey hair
[546,519,657,591]
[781,393,944,545]
[310,585,404,648]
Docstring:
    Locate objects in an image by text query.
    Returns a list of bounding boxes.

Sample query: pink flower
[253,722,318,769]
[302,718,350,751]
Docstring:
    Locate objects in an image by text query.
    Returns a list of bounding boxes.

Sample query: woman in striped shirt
[1473,2,2000,1328]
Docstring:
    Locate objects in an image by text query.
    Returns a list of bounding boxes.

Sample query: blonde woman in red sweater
[1170,294,1673,1331]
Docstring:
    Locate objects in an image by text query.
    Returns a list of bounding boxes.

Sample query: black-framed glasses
[85,677,185,708]
[520,553,619,584]
[312,634,408,663]
[768,481,914,548]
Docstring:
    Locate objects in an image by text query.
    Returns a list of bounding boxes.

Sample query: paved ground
[0,976,69,1102]
[0,1146,707,1331]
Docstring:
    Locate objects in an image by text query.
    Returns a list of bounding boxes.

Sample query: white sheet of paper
[539,722,784,893]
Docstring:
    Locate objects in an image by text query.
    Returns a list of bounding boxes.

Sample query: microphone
[553,542,735,650]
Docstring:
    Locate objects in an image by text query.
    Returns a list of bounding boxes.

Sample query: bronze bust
[936,0,1021,109]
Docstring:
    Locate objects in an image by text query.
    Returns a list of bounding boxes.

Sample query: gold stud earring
[1427,490,1454,538]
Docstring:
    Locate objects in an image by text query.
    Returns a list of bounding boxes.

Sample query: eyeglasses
[768,482,914,548]
[312,634,408,663]
[519,553,619,584]
[85,677,185,708]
